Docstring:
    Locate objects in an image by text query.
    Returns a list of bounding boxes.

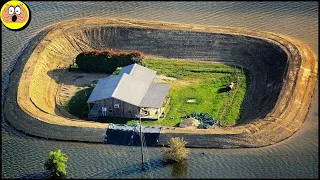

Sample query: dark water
[1,2,318,178]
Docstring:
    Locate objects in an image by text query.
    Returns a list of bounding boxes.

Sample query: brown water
[1,2,318,178]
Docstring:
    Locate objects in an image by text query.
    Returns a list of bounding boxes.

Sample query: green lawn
[64,57,250,127]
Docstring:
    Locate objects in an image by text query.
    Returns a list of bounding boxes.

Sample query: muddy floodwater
[1,2,318,178]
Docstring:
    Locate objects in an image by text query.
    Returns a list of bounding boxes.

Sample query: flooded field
[1,1,318,178]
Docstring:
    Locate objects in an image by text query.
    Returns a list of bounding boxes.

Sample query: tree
[75,50,145,73]
[44,149,68,178]
[163,137,189,162]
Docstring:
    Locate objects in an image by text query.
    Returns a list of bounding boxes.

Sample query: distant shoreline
[3,18,318,148]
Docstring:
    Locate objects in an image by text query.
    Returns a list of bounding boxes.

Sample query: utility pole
[139,107,145,170]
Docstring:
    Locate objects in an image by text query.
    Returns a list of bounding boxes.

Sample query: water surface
[1,2,318,178]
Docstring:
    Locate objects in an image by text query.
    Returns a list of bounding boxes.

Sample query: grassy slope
[64,57,249,127]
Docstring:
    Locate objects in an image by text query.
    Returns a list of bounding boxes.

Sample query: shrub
[44,149,68,178]
[75,50,145,73]
[112,67,122,75]
[163,137,189,162]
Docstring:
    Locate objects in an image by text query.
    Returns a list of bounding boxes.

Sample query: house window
[114,104,120,108]
[128,110,132,114]
[109,107,113,112]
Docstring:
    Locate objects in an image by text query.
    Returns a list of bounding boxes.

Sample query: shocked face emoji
[1,0,30,30]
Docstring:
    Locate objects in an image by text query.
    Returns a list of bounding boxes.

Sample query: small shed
[226,82,234,91]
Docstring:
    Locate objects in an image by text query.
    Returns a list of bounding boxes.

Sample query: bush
[112,67,122,75]
[44,149,68,178]
[75,50,145,73]
[163,137,189,162]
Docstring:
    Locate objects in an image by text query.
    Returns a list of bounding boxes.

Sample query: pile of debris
[181,113,217,129]
[179,118,200,129]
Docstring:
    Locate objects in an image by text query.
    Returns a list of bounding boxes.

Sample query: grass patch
[70,63,78,69]
[145,57,249,126]
[63,56,249,127]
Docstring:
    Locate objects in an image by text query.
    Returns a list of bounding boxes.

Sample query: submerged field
[63,57,249,127]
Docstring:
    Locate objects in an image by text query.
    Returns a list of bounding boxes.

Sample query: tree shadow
[47,68,109,86]
[20,171,52,179]
[47,68,69,85]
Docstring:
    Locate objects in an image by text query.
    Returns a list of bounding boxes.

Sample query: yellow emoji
[1,0,30,30]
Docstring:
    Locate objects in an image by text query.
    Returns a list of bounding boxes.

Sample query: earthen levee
[3,18,318,147]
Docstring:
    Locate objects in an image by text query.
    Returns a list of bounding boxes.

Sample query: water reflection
[20,171,52,179]
[86,157,188,179]
[89,158,167,178]
[171,161,189,178]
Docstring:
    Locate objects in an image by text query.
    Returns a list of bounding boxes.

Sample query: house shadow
[54,86,93,120]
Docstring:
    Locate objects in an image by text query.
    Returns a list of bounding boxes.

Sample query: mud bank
[3,18,317,148]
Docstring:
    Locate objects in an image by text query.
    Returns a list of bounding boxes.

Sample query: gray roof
[118,64,135,76]
[86,75,122,103]
[112,73,151,106]
[139,83,171,108]
[87,63,170,108]
[118,63,156,85]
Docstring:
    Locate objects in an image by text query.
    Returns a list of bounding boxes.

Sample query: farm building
[87,63,171,120]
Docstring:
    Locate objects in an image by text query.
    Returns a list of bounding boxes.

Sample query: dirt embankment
[3,18,318,147]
